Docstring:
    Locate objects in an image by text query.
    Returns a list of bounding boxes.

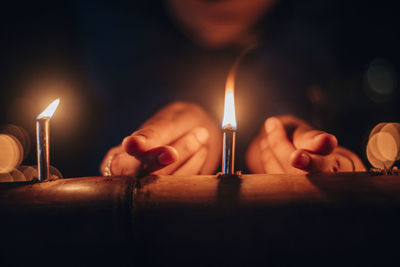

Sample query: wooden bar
[0,176,135,246]
[1,173,400,265]
[134,173,400,265]
[134,172,400,207]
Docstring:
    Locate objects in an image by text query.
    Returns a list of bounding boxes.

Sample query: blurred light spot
[369,122,386,139]
[364,58,397,102]
[20,74,85,142]
[366,122,400,169]
[10,169,26,182]
[0,134,23,173]
[376,132,397,161]
[19,165,38,181]
[367,133,390,169]
[49,165,63,179]
[3,124,31,160]
[17,165,62,181]
[381,123,400,161]
[0,173,13,182]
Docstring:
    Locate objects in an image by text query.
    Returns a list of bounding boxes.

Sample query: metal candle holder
[36,99,59,181]
[36,118,50,181]
[222,127,236,175]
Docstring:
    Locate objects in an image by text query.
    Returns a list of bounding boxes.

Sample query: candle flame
[221,46,256,130]
[222,72,237,130]
[37,98,60,119]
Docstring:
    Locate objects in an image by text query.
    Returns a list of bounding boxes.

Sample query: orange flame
[221,46,255,130]
[222,70,237,130]
[37,98,60,119]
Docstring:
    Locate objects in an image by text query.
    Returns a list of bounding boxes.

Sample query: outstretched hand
[100,102,221,177]
[246,115,366,174]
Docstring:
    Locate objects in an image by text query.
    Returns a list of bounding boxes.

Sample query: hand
[246,115,366,174]
[100,102,221,177]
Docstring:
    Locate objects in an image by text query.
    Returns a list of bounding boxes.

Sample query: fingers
[105,146,177,176]
[100,145,124,174]
[138,146,178,174]
[275,114,338,155]
[264,117,302,173]
[290,148,366,172]
[102,100,220,177]
[109,152,141,176]
[260,138,285,173]
[290,149,351,172]
[245,135,266,174]
[172,147,208,175]
[154,127,209,175]
[121,102,221,175]
[252,115,363,174]
[335,147,366,171]
[122,127,208,176]
[123,102,207,156]
[293,130,338,155]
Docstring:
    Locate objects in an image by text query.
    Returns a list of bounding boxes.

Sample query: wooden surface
[135,172,400,204]
[0,176,135,245]
[133,173,400,265]
[1,172,400,265]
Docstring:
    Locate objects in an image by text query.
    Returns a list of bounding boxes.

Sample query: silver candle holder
[36,99,59,181]
[222,126,236,175]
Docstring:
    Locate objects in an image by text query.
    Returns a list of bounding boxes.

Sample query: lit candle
[36,99,60,181]
[221,67,237,175]
[220,47,254,176]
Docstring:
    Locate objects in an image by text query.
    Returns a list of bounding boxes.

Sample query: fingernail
[299,152,311,167]
[123,135,147,155]
[265,119,276,134]
[313,133,337,155]
[158,151,175,165]
[314,133,337,144]
[194,128,209,144]
[313,133,322,140]
[297,152,311,168]
[133,135,147,144]
[313,133,327,143]
[124,135,147,147]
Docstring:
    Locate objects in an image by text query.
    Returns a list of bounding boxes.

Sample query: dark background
[0,0,399,177]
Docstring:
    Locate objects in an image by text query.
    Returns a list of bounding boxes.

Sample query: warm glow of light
[59,183,94,193]
[37,98,60,119]
[222,72,237,129]
[0,134,23,173]
[221,46,255,130]
[366,122,400,169]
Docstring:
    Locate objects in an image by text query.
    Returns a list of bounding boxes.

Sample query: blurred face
[166,0,276,48]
